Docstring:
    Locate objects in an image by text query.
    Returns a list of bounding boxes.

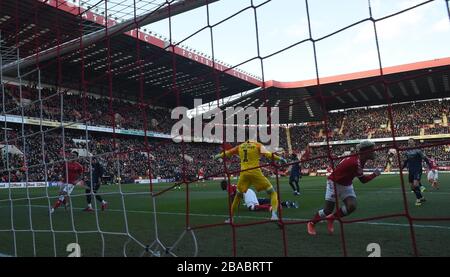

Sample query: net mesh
[0,0,449,257]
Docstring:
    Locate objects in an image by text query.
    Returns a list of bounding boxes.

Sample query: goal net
[1,0,449,257]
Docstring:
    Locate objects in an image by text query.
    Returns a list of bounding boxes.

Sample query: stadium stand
[1,0,449,258]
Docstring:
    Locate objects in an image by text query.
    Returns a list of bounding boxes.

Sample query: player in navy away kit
[84,157,108,212]
[307,141,381,236]
[289,153,301,195]
[402,138,432,206]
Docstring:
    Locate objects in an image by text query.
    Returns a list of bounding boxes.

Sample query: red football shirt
[65,162,84,184]
[227,184,237,200]
[198,168,204,176]
[429,158,438,170]
[328,156,375,186]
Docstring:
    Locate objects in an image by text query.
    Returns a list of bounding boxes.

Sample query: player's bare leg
[433,180,439,190]
[51,183,76,214]
[326,197,357,235]
[308,197,356,236]
[63,195,70,210]
[51,191,68,214]
[433,180,438,189]
[307,200,335,236]
[429,178,439,190]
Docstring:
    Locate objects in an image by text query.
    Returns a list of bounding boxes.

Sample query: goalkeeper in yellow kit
[214,140,286,222]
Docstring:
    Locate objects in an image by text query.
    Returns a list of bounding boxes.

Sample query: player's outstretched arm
[264,153,284,162]
[419,151,432,170]
[259,144,285,163]
[358,168,381,183]
[75,179,87,188]
[214,145,238,160]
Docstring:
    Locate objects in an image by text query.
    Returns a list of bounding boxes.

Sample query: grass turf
[0,174,449,257]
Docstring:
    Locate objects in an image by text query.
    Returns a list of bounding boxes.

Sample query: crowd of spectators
[0,125,243,183]
[2,83,449,179]
[3,84,176,134]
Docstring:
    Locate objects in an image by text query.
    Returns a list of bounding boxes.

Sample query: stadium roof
[1,1,449,120]
[0,0,260,108]
[220,57,450,123]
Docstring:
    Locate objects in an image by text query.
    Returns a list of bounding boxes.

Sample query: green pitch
[1,174,449,257]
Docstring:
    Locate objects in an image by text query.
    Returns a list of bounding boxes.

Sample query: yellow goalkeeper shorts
[237,171,273,193]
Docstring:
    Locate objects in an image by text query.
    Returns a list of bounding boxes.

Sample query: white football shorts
[427,170,438,181]
[325,179,356,202]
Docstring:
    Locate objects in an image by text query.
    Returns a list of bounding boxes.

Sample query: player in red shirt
[220,180,298,214]
[326,166,333,175]
[198,167,205,183]
[427,157,439,189]
[51,151,85,214]
[307,141,381,236]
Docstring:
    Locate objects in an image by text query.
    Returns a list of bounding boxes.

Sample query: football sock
[311,209,327,224]
[269,191,278,213]
[253,204,271,211]
[53,199,62,209]
[230,193,242,217]
[331,205,348,219]
[86,189,92,204]
[289,181,297,192]
[414,186,423,199]
[95,194,103,203]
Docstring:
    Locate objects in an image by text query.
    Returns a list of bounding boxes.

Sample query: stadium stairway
[286,127,293,154]
[339,116,346,135]
[443,112,448,127]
